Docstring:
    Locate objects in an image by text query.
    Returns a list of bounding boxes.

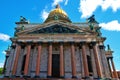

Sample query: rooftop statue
[107,44,111,51]
[20,16,27,22]
[87,15,98,23]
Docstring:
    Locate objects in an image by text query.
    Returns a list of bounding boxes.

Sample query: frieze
[18,36,96,42]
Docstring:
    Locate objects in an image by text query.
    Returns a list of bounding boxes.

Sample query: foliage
[0,68,3,75]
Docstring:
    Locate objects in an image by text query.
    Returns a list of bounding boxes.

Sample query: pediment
[28,24,80,34]
[16,21,94,35]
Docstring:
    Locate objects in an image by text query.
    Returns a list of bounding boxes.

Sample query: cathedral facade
[3,5,119,79]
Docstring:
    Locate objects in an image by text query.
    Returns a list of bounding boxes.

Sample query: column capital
[11,45,16,49]
[5,55,9,58]
[88,43,93,49]
[80,41,86,45]
[27,41,33,45]
[70,42,75,45]
[78,42,86,49]
[90,42,96,46]
[16,42,22,45]
[107,57,109,60]
[108,57,113,60]
[99,45,105,49]
[59,42,63,45]
[38,42,42,45]
[48,42,52,45]
[107,57,113,61]
[110,57,113,60]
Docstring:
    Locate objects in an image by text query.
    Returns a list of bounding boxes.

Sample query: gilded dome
[44,4,71,23]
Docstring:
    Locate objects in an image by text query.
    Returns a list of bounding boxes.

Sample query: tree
[0,68,3,75]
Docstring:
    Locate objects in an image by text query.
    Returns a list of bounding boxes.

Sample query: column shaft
[89,47,97,77]
[71,43,77,78]
[81,43,89,77]
[24,44,31,76]
[35,43,42,76]
[47,43,52,77]
[93,45,102,78]
[3,55,9,74]
[60,43,64,77]
[107,58,114,78]
[110,58,118,78]
[12,44,21,75]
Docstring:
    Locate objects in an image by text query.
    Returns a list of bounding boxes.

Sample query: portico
[3,4,118,79]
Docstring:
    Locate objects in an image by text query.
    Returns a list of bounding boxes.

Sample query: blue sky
[0,0,120,70]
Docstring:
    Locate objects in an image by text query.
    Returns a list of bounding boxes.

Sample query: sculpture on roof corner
[87,15,98,30]
[20,16,27,22]
[87,15,98,24]
[96,27,102,37]
[107,44,111,51]
[87,15,102,37]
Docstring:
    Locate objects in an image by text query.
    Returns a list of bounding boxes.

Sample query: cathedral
[3,4,119,79]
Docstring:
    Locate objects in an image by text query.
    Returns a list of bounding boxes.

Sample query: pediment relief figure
[28,25,80,34]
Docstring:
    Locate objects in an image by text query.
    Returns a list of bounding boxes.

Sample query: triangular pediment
[28,24,80,34]
[16,21,94,35]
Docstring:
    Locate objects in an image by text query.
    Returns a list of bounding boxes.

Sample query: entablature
[11,34,98,43]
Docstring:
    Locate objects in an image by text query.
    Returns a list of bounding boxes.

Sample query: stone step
[0,78,86,80]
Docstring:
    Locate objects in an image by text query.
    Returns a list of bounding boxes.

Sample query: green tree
[0,68,3,75]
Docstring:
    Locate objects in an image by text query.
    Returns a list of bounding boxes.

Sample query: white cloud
[79,0,102,18]
[40,0,68,20]
[99,20,120,31]
[64,0,68,5]
[52,0,68,6]
[41,0,69,21]
[0,33,10,41]
[0,63,4,68]
[79,0,120,18]
[2,51,6,54]
[52,0,63,7]
[101,0,120,12]
[41,9,49,21]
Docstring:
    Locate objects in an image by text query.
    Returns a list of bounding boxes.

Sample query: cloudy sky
[0,0,120,70]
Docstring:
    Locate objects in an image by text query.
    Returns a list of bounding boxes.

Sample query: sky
[0,0,120,70]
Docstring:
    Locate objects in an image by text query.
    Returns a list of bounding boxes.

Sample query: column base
[72,76,77,78]
[4,76,9,78]
[34,75,40,78]
[23,75,30,78]
[15,75,20,77]
[82,76,89,79]
[47,75,52,78]
[60,76,65,78]
[93,77,101,79]
[102,78,111,80]
[10,75,16,78]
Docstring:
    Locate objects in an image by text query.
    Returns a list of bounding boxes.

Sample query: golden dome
[44,4,71,23]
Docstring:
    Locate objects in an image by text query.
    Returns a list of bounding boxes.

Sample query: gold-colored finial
[56,4,60,8]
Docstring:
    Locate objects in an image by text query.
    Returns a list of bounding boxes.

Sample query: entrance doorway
[52,54,60,78]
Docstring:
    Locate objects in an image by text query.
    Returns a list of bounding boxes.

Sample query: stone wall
[64,46,72,78]
[40,45,48,78]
